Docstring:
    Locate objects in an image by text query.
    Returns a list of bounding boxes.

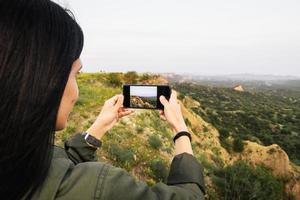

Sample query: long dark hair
[0,0,84,199]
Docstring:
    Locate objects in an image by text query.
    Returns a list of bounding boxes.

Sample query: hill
[171,82,300,166]
[55,71,300,199]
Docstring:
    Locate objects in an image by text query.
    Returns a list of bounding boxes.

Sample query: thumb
[159,95,168,107]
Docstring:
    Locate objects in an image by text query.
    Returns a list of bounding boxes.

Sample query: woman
[0,0,205,199]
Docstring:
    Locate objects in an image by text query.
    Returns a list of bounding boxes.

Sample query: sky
[55,0,300,76]
[130,86,157,97]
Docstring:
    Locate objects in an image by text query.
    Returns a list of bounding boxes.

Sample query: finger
[120,110,134,116]
[119,110,135,118]
[114,94,124,109]
[105,94,119,105]
[159,114,167,121]
[159,95,169,107]
[158,109,166,120]
[119,108,134,113]
[169,90,177,104]
[118,107,128,112]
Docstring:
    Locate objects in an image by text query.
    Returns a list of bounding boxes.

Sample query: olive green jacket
[28,133,205,200]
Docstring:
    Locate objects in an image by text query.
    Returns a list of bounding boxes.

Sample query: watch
[82,132,102,149]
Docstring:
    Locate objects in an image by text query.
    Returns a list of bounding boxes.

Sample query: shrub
[108,144,135,168]
[219,128,230,138]
[212,161,284,200]
[124,71,138,84]
[149,159,169,182]
[233,137,244,152]
[148,135,162,150]
[139,73,151,82]
[106,73,122,87]
[135,125,144,134]
[203,125,209,132]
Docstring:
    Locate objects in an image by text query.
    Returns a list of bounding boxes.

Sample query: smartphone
[123,84,171,110]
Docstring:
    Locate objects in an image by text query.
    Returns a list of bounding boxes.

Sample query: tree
[124,71,138,84]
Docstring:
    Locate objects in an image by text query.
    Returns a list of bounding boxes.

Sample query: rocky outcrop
[230,141,292,176]
[229,141,300,199]
[233,85,244,92]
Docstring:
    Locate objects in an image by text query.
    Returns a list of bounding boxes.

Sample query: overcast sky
[55,0,300,76]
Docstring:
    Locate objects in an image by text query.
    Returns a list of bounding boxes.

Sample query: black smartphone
[123,84,171,110]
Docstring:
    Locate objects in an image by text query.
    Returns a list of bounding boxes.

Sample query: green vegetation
[108,144,135,169]
[139,73,151,82]
[212,161,285,200]
[124,71,139,84]
[173,82,300,165]
[106,72,123,87]
[55,72,297,199]
[148,135,162,150]
[149,159,169,183]
[232,138,244,153]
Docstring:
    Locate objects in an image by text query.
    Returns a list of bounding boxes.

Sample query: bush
[135,126,144,134]
[108,144,135,168]
[124,71,138,84]
[139,73,151,82]
[148,135,162,150]
[203,125,209,132]
[219,128,230,138]
[106,73,122,87]
[233,137,244,152]
[212,161,284,200]
[149,159,168,182]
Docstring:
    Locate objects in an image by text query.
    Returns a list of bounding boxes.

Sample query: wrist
[172,123,188,134]
[173,131,192,143]
[86,124,107,140]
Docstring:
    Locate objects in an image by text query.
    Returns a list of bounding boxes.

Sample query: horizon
[80,69,300,79]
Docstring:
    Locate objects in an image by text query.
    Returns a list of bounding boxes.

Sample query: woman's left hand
[86,94,135,139]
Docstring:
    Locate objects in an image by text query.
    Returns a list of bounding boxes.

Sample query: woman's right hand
[159,90,188,135]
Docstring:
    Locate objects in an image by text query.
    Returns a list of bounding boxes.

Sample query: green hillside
[55,72,299,200]
[172,82,300,165]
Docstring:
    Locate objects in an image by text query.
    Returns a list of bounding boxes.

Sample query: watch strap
[82,132,102,148]
[173,131,192,143]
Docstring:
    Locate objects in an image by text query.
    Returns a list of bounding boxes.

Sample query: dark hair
[0,0,84,199]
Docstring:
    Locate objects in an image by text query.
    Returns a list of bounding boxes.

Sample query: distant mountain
[160,72,300,82]
[160,72,300,92]
[207,74,299,81]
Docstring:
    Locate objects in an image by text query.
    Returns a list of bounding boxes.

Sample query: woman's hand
[86,94,135,140]
[159,90,188,135]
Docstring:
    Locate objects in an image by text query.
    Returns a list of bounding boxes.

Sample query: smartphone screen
[123,84,171,109]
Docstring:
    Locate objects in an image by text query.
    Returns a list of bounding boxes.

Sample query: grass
[54,72,296,199]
